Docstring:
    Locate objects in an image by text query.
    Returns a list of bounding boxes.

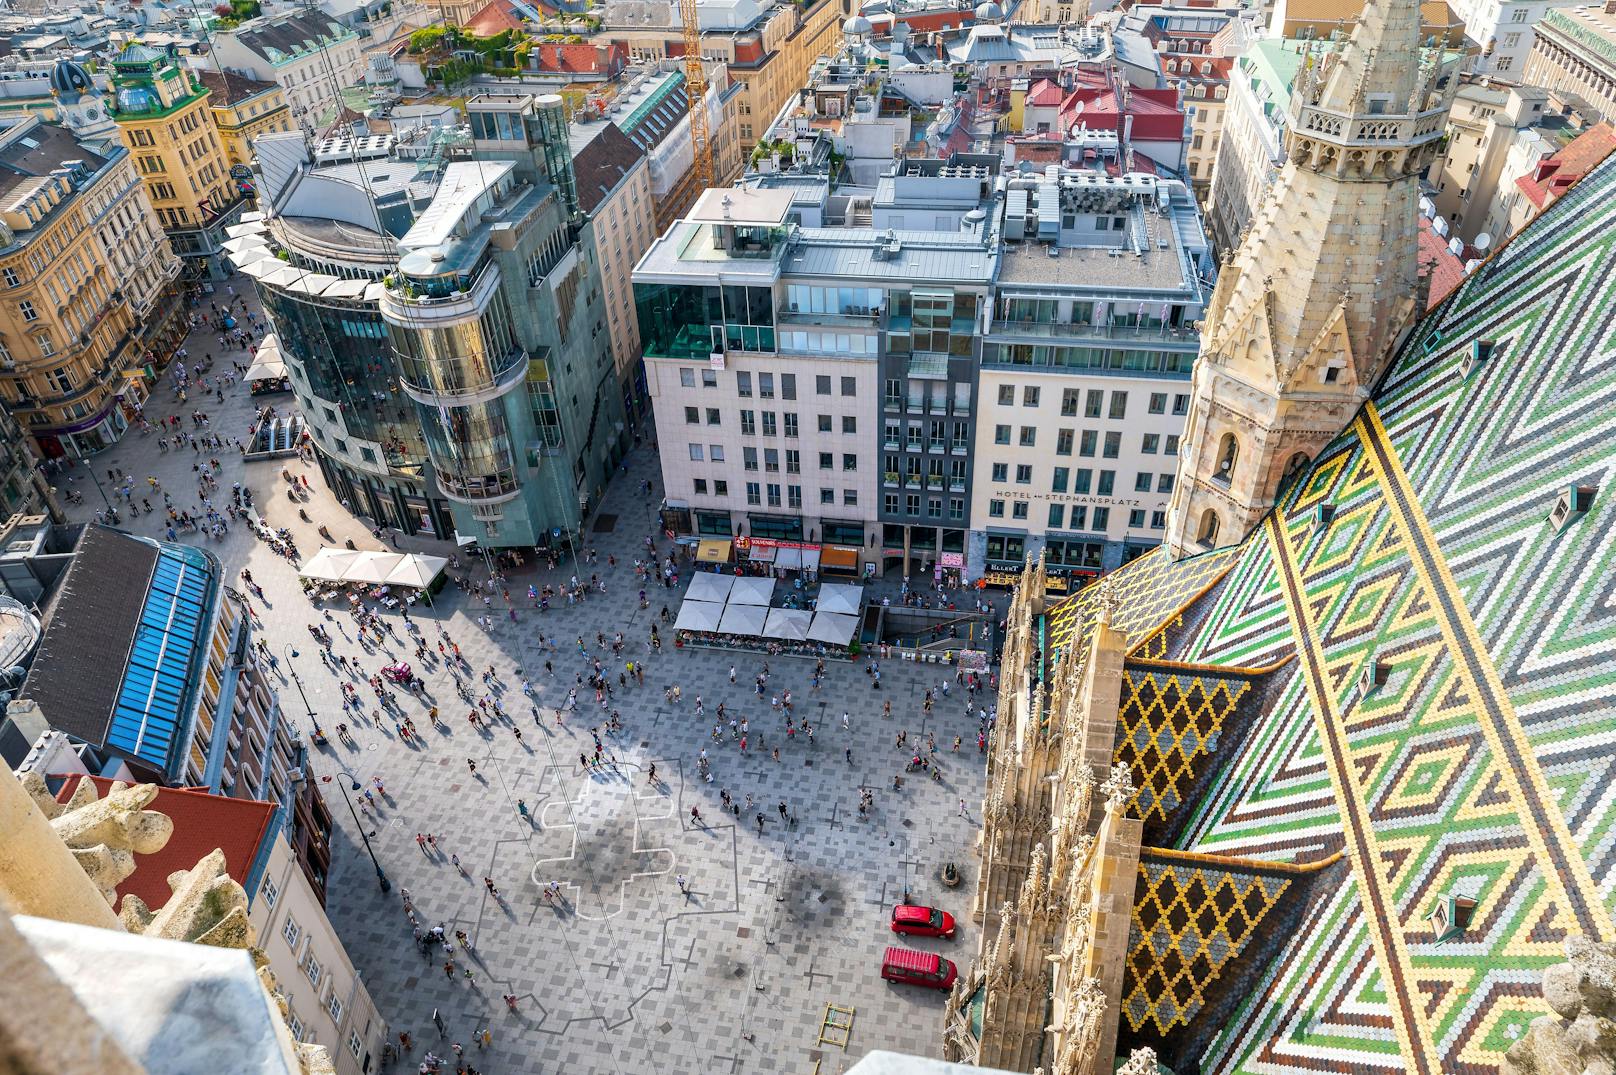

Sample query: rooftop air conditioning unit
[1358,656,1390,696]
[1549,485,1595,532]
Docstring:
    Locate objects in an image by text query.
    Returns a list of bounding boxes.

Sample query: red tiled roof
[463,0,536,38]
[1026,78,1063,107]
[529,41,626,74]
[53,775,277,915]
[1062,83,1184,143]
[1416,216,1466,310]
[1515,123,1616,210]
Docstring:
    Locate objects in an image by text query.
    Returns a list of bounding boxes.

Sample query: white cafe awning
[718,602,769,636]
[815,582,864,616]
[762,608,813,640]
[728,575,777,606]
[685,572,735,603]
[806,612,859,646]
[674,599,726,632]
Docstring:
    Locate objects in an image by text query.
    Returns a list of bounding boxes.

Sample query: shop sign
[939,552,964,568]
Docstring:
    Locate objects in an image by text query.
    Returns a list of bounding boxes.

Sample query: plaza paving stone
[53,276,992,1074]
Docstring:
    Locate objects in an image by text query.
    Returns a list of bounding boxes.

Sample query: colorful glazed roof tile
[1094,150,1616,1073]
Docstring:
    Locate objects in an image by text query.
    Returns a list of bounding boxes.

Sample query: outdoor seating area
[243,335,291,395]
[298,548,448,607]
[673,577,866,656]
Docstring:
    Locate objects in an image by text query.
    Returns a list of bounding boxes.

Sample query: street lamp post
[282,646,390,892]
[283,644,320,733]
[336,774,391,893]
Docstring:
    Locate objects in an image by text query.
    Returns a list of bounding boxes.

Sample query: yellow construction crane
[680,0,714,192]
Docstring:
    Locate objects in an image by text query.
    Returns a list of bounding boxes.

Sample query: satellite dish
[1474,231,1492,252]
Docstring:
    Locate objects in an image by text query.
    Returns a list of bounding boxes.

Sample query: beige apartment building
[0,115,178,458]
[1523,3,1616,125]
[1427,80,1551,245]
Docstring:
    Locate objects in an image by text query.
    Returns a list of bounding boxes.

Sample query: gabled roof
[230,10,352,65]
[52,775,277,914]
[1025,77,1062,107]
[194,68,280,107]
[572,121,644,214]
[1515,122,1616,210]
[463,0,554,38]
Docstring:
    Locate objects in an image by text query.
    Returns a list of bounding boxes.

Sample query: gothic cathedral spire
[1162,0,1454,558]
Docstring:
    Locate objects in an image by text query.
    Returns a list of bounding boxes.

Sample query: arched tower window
[1284,452,1309,478]
[1197,509,1220,547]
[1213,432,1239,485]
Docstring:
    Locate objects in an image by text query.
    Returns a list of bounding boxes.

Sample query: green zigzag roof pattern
[1120,152,1616,1073]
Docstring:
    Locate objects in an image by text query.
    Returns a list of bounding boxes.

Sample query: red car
[881,946,958,990]
[891,904,957,939]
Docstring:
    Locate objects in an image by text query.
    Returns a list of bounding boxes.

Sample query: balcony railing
[988,319,1197,344]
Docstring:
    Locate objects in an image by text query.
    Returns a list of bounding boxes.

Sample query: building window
[743,447,758,471]
[1015,464,1032,484]
[305,955,322,988]
[1142,434,1160,454]
[1129,508,1146,528]
[1,268,16,288]
[994,424,1011,445]
[327,993,344,1024]
[693,478,708,495]
[1151,510,1167,529]
[817,375,832,395]
[684,406,699,424]
[991,463,1008,482]
[788,484,802,509]
[1060,388,1079,416]
[1093,506,1110,530]
[1103,432,1121,458]
[843,489,858,506]
[19,300,37,322]
[1158,474,1174,493]
[701,369,717,387]
[785,449,800,473]
[1079,430,1096,457]
[1085,389,1103,417]
[737,371,752,397]
[740,411,756,435]
[1011,501,1028,520]
[821,487,835,504]
[1173,394,1189,415]
[282,917,301,948]
[1135,472,1153,492]
[843,453,857,471]
[762,412,777,436]
[766,483,781,507]
[1109,391,1128,419]
[1074,468,1092,494]
[1056,429,1074,455]
[1148,392,1167,414]
[842,415,856,434]
[746,482,761,505]
[710,445,725,462]
[1019,426,1036,447]
[988,499,1005,518]
[781,373,796,399]
[841,376,856,397]
[819,452,833,469]
[764,448,779,472]
[1049,504,1065,528]
[949,498,964,520]
[714,480,729,496]
[885,493,899,514]
[784,412,798,437]
[349,1032,363,1059]
[1052,467,1069,493]
[679,367,695,387]
[689,444,704,461]
[260,877,279,908]
[998,384,1015,405]
[47,367,72,392]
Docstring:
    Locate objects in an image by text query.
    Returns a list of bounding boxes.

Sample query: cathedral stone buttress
[1163,0,1456,558]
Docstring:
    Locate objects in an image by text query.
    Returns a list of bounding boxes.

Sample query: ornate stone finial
[1051,975,1108,1074]
[1117,1046,1159,1075]
[1506,935,1616,1075]
[1019,844,1050,919]
[1092,575,1121,626]
[27,777,176,907]
[1100,763,1137,815]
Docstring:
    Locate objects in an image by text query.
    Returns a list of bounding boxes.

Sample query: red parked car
[891,904,957,939]
[880,946,958,990]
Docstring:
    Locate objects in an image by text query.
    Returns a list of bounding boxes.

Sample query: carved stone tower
[1163,0,1455,557]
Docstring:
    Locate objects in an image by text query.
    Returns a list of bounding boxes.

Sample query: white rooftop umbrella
[673,600,726,632]
[685,572,735,603]
[763,608,813,640]
[728,575,777,606]
[383,554,448,589]
[299,547,362,582]
[341,551,406,584]
[815,583,864,616]
[806,612,859,645]
[718,602,769,636]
